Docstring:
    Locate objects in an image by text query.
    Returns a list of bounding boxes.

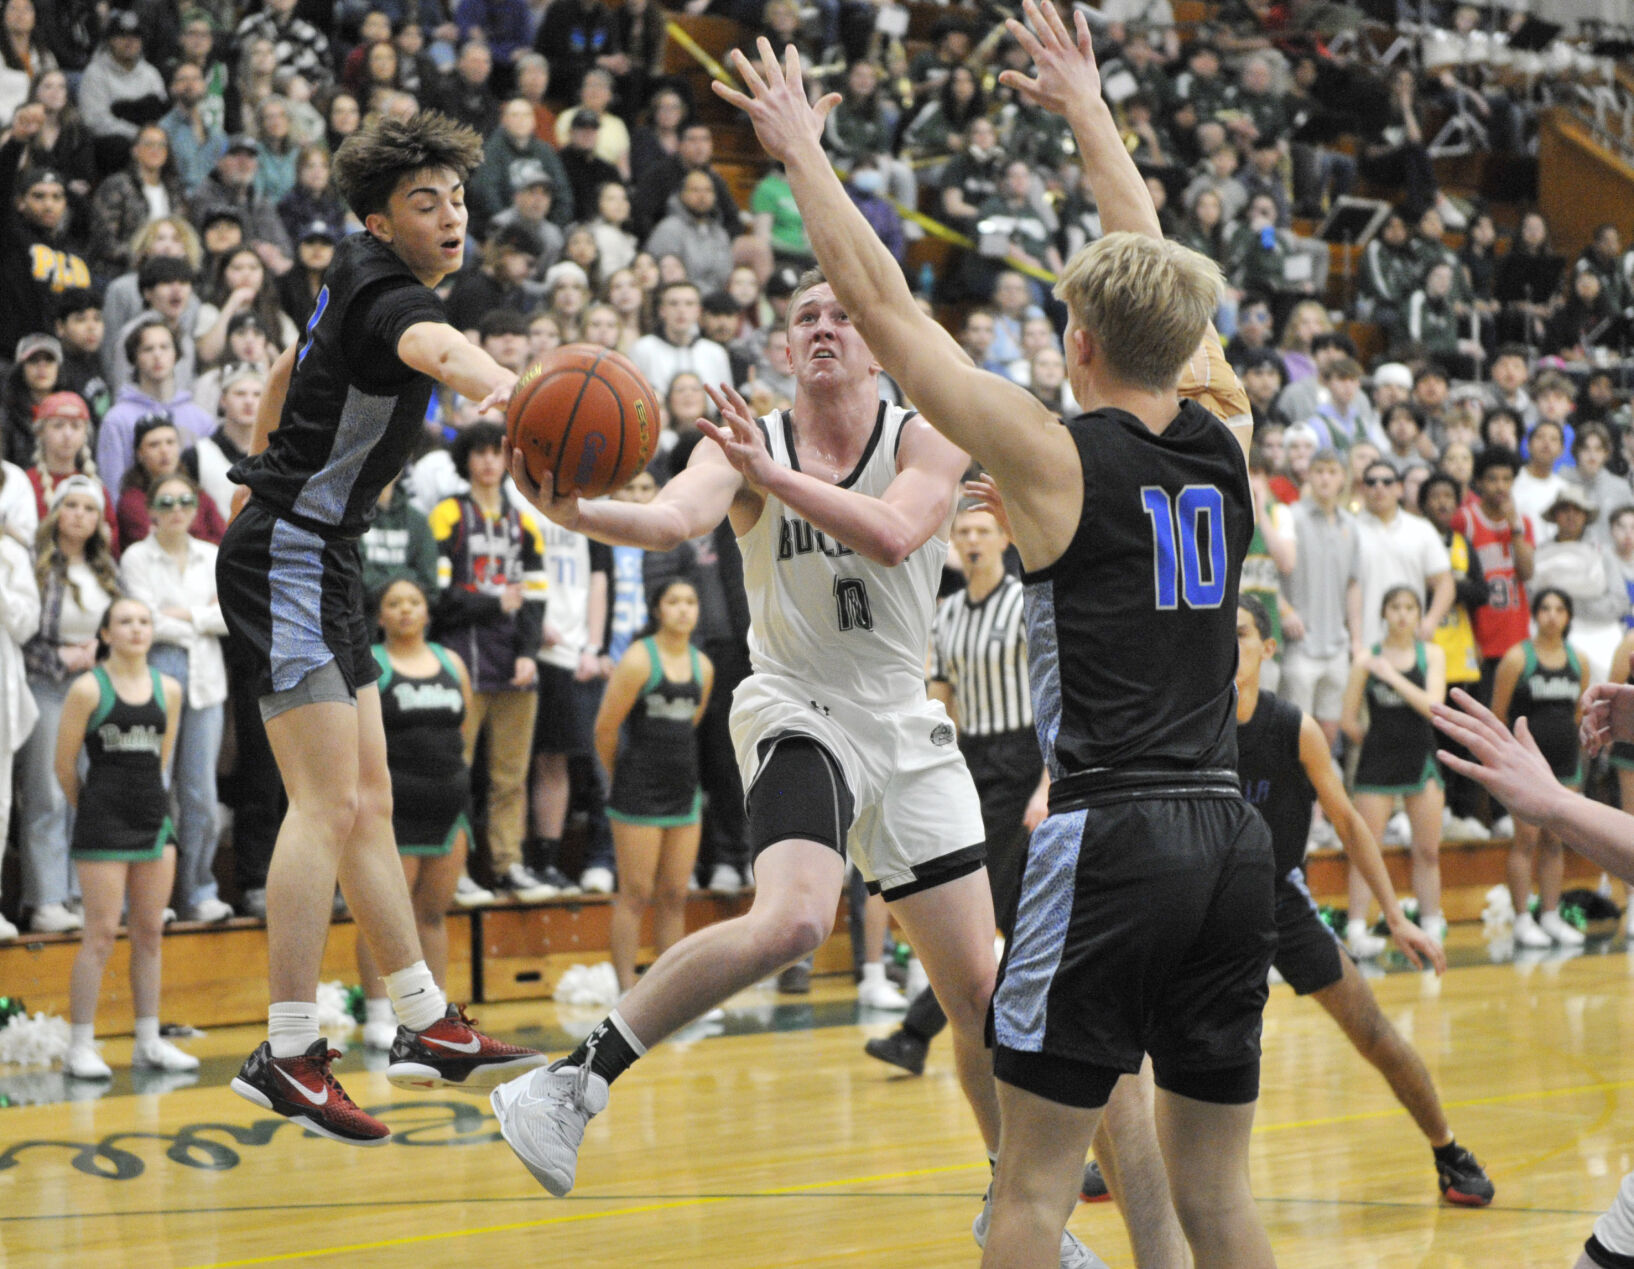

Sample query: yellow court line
[172,1076,1634,1267]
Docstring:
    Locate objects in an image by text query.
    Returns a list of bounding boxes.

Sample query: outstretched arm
[1303,714,1443,972]
[507,437,746,552]
[700,384,966,566]
[1436,688,1634,880]
[713,37,1075,570]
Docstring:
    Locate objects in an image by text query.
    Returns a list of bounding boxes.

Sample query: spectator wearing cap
[115,412,225,546]
[644,169,734,297]
[159,58,227,193]
[1532,484,1629,680]
[275,142,348,249]
[447,223,542,336]
[488,159,565,274]
[3,332,63,466]
[89,124,187,278]
[557,108,621,235]
[470,95,574,237]
[0,105,92,357]
[196,204,247,268]
[98,316,211,492]
[274,218,336,332]
[77,10,166,161]
[109,254,200,391]
[183,360,259,515]
[632,279,732,399]
[17,474,120,933]
[555,68,630,173]
[187,134,294,272]
[631,121,738,241]
[25,389,117,547]
[52,290,109,421]
[232,0,329,90]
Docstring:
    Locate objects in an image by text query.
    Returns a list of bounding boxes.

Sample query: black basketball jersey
[230,232,446,539]
[1235,691,1314,879]
[1026,400,1253,807]
[71,665,172,857]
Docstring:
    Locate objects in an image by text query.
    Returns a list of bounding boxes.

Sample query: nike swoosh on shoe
[275,1065,330,1106]
[422,1034,483,1054]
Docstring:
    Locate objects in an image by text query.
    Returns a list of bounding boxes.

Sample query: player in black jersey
[715,8,1278,1263]
[217,112,545,1145]
[1235,597,1494,1207]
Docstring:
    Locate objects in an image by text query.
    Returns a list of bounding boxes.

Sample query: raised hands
[711,37,840,165]
[699,383,777,488]
[996,0,1104,124]
[1580,681,1634,756]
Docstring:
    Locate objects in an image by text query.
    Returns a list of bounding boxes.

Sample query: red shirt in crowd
[1450,501,1535,662]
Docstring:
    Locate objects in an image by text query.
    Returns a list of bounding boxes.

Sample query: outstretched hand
[1580,681,1634,755]
[699,383,777,488]
[711,37,840,164]
[506,440,582,528]
[962,473,1015,540]
[1432,688,1562,824]
[1387,917,1447,975]
[997,0,1104,122]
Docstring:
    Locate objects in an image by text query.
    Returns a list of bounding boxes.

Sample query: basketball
[506,344,661,499]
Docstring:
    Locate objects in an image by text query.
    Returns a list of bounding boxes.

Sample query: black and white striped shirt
[931,574,1033,737]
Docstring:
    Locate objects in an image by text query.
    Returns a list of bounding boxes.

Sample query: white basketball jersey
[738,405,947,708]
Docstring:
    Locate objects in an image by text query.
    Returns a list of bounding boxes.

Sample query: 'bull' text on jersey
[739,405,943,708]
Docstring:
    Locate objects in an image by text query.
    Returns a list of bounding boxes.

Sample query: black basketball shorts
[1272,869,1348,997]
[217,501,379,713]
[991,792,1277,1109]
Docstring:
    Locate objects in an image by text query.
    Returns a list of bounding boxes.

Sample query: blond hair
[1052,233,1221,392]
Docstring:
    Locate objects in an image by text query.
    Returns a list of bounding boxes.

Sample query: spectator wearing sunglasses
[1355,459,1455,655]
[118,472,231,921]
[115,414,226,548]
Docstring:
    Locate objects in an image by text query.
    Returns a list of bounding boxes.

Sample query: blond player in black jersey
[714,8,1278,1265]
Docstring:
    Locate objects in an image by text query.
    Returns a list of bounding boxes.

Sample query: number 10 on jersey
[1140,485,1226,610]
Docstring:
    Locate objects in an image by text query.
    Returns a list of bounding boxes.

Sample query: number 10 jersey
[739,405,946,708]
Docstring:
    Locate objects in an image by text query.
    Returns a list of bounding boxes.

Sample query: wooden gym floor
[5,926,1634,1267]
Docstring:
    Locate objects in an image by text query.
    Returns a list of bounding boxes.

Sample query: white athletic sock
[384,961,446,1033]
[268,1001,320,1059]
[861,962,886,986]
[365,997,395,1027]
[71,1023,95,1050]
[134,1017,160,1048]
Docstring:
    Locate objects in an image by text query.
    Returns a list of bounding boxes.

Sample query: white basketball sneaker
[973,1184,1109,1267]
[490,1060,609,1196]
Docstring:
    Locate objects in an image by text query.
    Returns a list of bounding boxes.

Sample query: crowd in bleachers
[0,0,1630,951]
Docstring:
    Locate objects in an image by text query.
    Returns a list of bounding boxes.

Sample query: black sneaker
[385,1003,551,1092]
[1080,1158,1111,1203]
[535,865,579,894]
[230,1039,390,1145]
[863,1030,927,1076]
[1436,1145,1495,1206]
[777,961,811,994]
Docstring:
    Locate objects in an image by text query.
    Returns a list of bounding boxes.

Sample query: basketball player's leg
[986,1079,1103,1269]
[889,869,1000,1149]
[262,694,372,1003]
[1404,782,1445,927]
[616,836,846,1044]
[1093,1063,1191,1269]
[1152,1091,1273,1269]
[1582,1169,1634,1269]
[1311,955,1450,1144]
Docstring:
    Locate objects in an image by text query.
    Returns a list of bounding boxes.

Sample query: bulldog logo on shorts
[930,723,954,747]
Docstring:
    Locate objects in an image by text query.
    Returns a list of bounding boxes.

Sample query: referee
[865,495,1043,1075]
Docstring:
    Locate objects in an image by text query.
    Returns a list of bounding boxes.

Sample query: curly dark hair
[332,110,484,221]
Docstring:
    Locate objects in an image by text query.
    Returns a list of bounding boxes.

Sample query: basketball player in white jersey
[495,272,1105,1266]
